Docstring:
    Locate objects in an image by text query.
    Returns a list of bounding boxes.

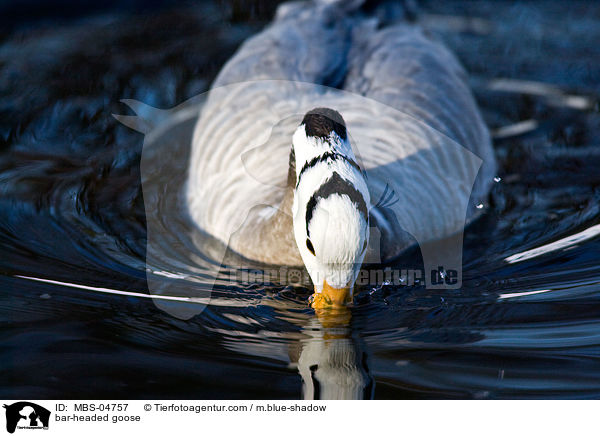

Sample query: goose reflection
[292,309,374,400]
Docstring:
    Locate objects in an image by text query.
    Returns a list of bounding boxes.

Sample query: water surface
[1,0,600,399]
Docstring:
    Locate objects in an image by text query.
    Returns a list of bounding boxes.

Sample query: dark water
[2,0,600,399]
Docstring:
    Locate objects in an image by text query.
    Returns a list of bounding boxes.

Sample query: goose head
[291,108,370,310]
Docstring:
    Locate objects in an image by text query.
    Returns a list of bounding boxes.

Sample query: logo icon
[3,402,50,434]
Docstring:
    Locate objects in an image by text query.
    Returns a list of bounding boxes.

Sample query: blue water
[1,0,600,399]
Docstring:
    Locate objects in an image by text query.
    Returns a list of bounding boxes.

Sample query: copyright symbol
[144,404,152,411]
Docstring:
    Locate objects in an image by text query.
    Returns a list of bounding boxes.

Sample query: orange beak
[310,280,353,328]
[310,280,352,309]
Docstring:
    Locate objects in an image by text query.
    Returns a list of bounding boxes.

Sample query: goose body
[187,1,495,295]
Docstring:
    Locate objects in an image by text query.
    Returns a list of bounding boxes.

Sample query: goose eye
[306,238,315,256]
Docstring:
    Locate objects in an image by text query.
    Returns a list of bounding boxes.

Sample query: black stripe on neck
[296,151,363,188]
[305,172,369,237]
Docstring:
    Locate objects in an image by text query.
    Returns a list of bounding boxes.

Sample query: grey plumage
[187,0,496,267]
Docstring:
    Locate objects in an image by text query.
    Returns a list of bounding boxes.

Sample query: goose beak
[311,281,353,327]
[311,280,352,309]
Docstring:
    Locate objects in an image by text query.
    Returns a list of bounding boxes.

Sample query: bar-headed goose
[187,0,495,310]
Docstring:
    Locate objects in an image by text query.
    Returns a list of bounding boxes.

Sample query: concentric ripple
[1,1,600,399]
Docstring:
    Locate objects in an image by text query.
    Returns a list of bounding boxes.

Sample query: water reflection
[3,0,600,399]
[296,316,374,400]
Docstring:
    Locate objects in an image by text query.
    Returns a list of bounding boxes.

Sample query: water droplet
[383,280,391,286]
[40,293,51,299]
[476,203,484,209]
[494,176,502,182]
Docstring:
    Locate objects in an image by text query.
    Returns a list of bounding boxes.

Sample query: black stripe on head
[305,172,368,237]
[302,108,347,141]
[296,151,364,188]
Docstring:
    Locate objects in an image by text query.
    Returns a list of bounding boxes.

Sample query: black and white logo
[3,402,50,434]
